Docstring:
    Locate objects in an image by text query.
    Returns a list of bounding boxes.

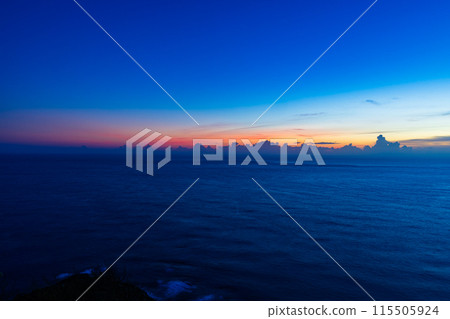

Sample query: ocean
[0,153,449,300]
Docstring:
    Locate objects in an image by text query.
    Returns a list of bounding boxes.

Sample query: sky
[0,0,449,148]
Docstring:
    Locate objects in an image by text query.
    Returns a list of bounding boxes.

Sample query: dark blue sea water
[0,154,449,300]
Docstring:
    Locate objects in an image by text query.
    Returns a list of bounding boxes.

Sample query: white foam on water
[55,273,72,280]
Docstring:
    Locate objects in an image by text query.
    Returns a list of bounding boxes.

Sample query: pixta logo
[126,129,172,176]
[126,130,325,176]
[193,138,325,166]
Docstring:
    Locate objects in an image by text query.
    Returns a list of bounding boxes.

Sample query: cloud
[400,136,450,143]
[365,99,380,105]
[295,112,325,117]
[359,130,404,135]
[408,111,450,120]
[315,142,338,145]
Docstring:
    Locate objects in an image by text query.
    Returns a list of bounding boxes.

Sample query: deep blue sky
[1,0,449,146]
